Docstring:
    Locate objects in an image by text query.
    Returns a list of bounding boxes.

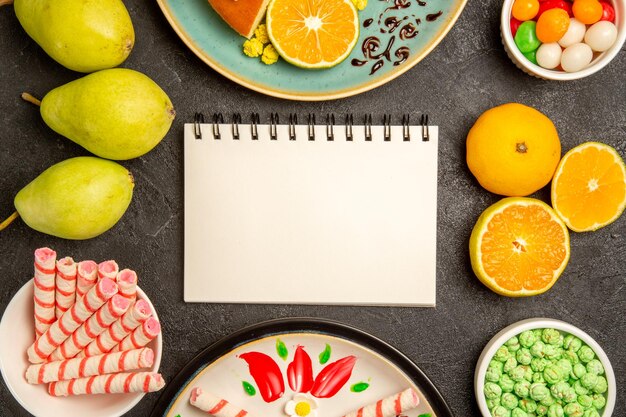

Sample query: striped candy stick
[116,269,137,301]
[341,388,420,417]
[190,388,255,416]
[34,247,57,338]
[98,260,119,282]
[26,347,154,384]
[55,257,77,318]
[50,294,130,361]
[80,299,152,357]
[111,317,160,352]
[76,260,98,302]
[27,278,118,364]
[48,372,165,396]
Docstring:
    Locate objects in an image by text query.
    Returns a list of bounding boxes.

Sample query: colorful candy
[599,1,615,22]
[558,18,587,47]
[584,20,618,51]
[572,0,603,24]
[76,260,98,301]
[513,0,540,20]
[536,43,563,68]
[48,372,164,396]
[341,388,420,417]
[511,17,523,37]
[33,248,57,338]
[55,256,77,318]
[536,9,570,42]
[561,42,593,71]
[190,388,255,417]
[515,21,542,52]
[537,0,573,18]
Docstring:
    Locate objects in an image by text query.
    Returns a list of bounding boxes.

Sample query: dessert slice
[207,0,271,38]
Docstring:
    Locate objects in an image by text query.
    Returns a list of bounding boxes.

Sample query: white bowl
[501,0,626,79]
[0,280,162,417]
[475,318,616,416]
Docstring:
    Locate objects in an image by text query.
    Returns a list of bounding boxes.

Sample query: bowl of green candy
[475,318,615,417]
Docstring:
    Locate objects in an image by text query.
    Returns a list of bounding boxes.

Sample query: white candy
[584,21,618,52]
[536,43,563,69]
[559,18,586,48]
[561,43,593,72]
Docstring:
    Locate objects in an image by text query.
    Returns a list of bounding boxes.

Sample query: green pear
[7,157,134,239]
[38,68,176,160]
[12,0,134,72]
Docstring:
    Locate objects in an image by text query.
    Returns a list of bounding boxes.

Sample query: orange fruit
[536,9,571,43]
[469,197,570,297]
[552,142,626,232]
[266,0,359,69]
[512,0,540,21]
[467,103,561,197]
[572,0,603,24]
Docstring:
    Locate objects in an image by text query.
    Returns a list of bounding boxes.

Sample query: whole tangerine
[466,103,561,197]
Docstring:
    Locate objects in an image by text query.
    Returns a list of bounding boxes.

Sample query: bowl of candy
[474,318,616,417]
[501,0,626,79]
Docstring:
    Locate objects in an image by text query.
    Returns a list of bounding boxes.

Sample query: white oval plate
[0,280,162,417]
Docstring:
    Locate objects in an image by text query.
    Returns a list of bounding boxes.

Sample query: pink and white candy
[80,299,152,357]
[112,317,160,352]
[33,248,56,338]
[341,388,420,417]
[76,260,98,302]
[26,347,154,384]
[27,278,118,364]
[98,260,119,281]
[116,269,137,301]
[48,372,164,396]
[55,257,77,318]
[50,294,130,361]
[190,388,255,417]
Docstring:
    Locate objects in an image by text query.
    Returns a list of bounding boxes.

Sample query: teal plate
[157,0,467,100]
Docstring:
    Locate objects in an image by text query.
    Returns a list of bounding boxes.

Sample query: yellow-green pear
[38,68,175,160]
[12,0,134,72]
[6,157,134,239]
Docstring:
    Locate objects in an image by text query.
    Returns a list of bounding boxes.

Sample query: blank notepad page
[184,121,438,306]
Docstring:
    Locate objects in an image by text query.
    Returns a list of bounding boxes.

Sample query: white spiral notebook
[184,114,438,306]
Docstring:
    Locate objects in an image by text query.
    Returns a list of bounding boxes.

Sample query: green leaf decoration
[319,343,332,364]
[418,414,432,417]
[350,382,370,392]
[276,338,288,360]
[242,381,256,396]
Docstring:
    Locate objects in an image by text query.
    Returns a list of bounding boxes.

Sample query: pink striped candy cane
[79,299,152,357]
[27,278,118,364]
[50,294,130,361]
[98,260,119,282]
[33,248,57,338]
[25,347,154,384]
[116,269,137,301]
[48,372,164,396]
[111,317,160,352]
[190,388,255,417]
[55,257,77,318]
[341,388,420,417]
[76,260,97,302]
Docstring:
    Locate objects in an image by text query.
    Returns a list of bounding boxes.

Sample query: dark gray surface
[0,1,624,416]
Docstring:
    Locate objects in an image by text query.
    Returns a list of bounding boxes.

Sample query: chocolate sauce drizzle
[352,0,442,75]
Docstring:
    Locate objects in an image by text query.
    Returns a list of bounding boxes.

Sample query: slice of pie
[207,0,271,38]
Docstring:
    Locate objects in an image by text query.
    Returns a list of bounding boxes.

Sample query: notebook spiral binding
[193,112,430,142]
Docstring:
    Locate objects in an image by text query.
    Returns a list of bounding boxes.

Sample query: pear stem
[21,92,41,106]
[0,211,19,231]
[0,0,14,6]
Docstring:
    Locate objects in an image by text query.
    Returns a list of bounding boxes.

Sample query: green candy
[532,358,549,373]
[502,393,519,410]
[540,394,556,407]
[500,375,516,393]
[487,365,503,382]
[544,365,564,385]
[514,21,541,54]
[519,399,538,413]
[563,403,584,417]
[512,408,529,417]
[572,363,587,380]
[530,383,550,401]
[544,345,563,361]
[488,397,502,410]
[491,360,506,373]
[583,410,600,417]
[493,405,512,417]
[585,359,604,376]
[577,394,593,409]
[531,341,546,358]
[577,346,595,364]
[533,372,546,384]
[515,380,531,398]
[536,405,549,416]
[551,381,571,400]
[542,329,562,346]
[573,381,589,396]
[507,336,522,352]
[557,359,573,377]
[511,365,528,382]
[580,373,598,390]
[591,394,606,409]
[517,348,533,365]
[496,346,512,362]
[523,366,534,382]
[505,357,519,374]
[564,350,580,365]
[565,336,583,352]
[485,382,503,399]
[563,389,578,404]
[520,331,538,348]
[592,376,607,394]
[547,404,564,417]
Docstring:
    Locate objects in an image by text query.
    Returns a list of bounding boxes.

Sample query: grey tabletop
[1,1,625,416]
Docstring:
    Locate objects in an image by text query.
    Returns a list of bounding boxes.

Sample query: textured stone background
[0,0,624,416]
